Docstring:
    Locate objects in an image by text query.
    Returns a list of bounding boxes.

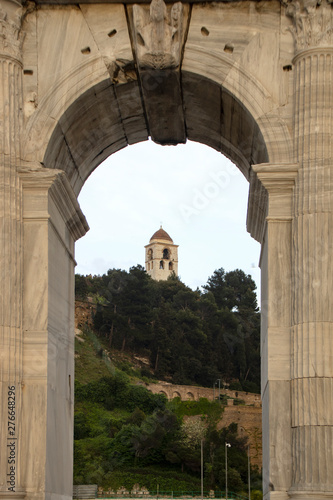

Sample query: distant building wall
[147,382,262,469]
[217,406,262,469]
[147,383,261,406]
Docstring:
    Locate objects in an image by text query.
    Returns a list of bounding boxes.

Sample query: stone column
[286,0,333,497]
[0,9,89,500]
[18,167,88,500]
[252,164,298,500]
[0,1,25,497]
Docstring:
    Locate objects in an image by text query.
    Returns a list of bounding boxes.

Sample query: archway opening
[74,140,261,295]
[41,70,268,495]
[43,73,270,280]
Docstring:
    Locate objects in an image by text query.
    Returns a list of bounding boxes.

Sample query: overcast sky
[75,140,261,301]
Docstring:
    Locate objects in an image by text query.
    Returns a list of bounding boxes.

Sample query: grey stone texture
[1,0,333,499]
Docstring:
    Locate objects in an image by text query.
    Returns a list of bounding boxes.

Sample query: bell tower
[145,226,179,280]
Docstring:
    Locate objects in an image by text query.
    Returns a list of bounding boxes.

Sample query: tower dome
[145,226,178,280]
[150,226,173,243]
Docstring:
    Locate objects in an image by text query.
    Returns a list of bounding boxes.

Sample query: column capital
[0,0,25,62]
[253,163,299,192]
[0,0,34,63]
[252,163,299,220]
[18,166,89,242]
[284,0,333,53]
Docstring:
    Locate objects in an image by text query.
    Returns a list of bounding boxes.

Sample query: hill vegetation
[74,266,261,496]
[75,266,260,392]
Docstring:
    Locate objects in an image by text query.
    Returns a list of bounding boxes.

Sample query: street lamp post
[201,439,204,500]
[248,445,251,500]
[225,442,231,500]
[214,379,221,401]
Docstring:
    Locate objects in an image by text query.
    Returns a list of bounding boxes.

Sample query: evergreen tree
[77,264,260,391]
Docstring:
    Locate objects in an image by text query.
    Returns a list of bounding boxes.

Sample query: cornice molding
[18,166,89,242]
[252,163,299,193]
[252,163,299,221]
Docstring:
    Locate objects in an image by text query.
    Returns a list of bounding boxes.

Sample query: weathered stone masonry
[1,1,333,500]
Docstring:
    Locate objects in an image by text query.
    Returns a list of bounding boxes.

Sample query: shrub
[233,398,245,406]
[229,381,243,391]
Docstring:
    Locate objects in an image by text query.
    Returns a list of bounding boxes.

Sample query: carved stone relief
[0,3,24,61]
[284,0,333,51]
[132,0,184,69]
[105,58,137,84]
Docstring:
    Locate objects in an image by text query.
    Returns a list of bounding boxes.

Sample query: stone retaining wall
[147,383,262,469]
[73,485,98,499]
[147,383,261,407]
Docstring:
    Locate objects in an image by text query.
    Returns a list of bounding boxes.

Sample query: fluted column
[286,0,333,496]
[0,1,25,497]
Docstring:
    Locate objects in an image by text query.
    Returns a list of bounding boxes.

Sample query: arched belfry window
[163,248,170,259]
[159,260,164,269]
[148,249,153,260]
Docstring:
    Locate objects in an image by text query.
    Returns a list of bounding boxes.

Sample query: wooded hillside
[74,266,262,496]
[75,266,260,392]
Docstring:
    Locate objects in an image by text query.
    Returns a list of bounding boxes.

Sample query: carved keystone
[132,0,185,70]
[129,0,189,144]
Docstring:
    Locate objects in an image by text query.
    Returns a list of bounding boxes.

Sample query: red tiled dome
[150,226,173,243]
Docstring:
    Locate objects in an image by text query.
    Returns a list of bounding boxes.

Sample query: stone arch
[159,390,168,399]
[7,4,305,500]
[23,70,292,191]
[186,392,195,401]
[34,62,293,249]
[31,62,291,500]
[4,0,331,499]
[40,72,277,193]
[0,0,330,496]
[27,66,289,498]
[21,0,293,185]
